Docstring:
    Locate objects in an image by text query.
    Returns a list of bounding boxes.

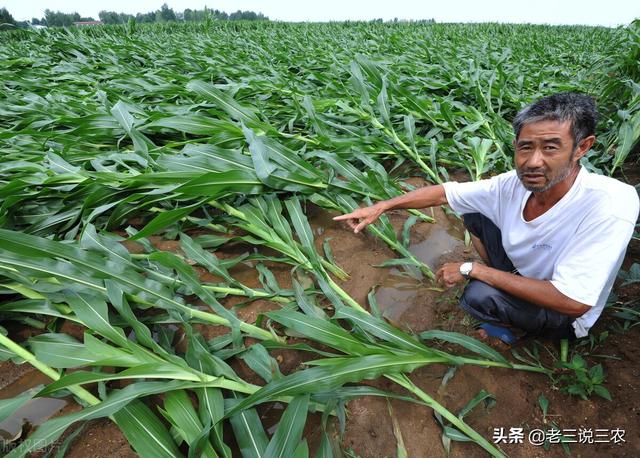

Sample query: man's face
[514,119,577,193]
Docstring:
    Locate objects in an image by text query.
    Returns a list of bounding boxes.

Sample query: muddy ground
[0,189,638,457]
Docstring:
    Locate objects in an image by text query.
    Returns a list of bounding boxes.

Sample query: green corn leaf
[315,431,335,458]
[186,80,260,125]
[110,101,154,158]
[228,395,269,458]
[292,278,327,320]
[312,385,426,406]
[292,439,309,458]
[404,114,417,153]
[148,250,243,345]
[0,299,73,321]
[145,114,244,137]
[538,393,549,418]
[284,197,318,260]
[159,390,217,458]
[239,343,282,383]
[367,285,382,318]
[377,77,391,127]
[80,224,131,264]
[105,282,174,358]
[458,389,495,420]
[184,325,240,380]
[174,170,264,197]
[264,394,310,458]
[65,292,129,348]
[113,400,183,458]
[419,329,510,365]
[266,309,375,356]
[349,60,371,109]
[197,388,232,458]
[244,127,326,192]
[29,333,95,368]
[401,215,418,249]
[165,143,255,172]
[334,307,440,357]
[256,262,281,293]
[129,199,206,240]
[179,233,236,284]
[37,364,212,397]
[225,354,443,417]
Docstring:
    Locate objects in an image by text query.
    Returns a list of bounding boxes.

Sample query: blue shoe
[478,323,517,345]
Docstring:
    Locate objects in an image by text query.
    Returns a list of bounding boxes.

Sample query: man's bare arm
[437,262,590,317]
[333,184,448,233]
[473,264,590,317]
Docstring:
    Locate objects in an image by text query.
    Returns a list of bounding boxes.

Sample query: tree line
[1,4,268,28]
[97,5,268,25]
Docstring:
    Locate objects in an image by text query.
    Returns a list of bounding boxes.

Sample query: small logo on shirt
[531,243,552,250]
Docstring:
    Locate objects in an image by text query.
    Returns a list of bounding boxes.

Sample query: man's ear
[574,135,596,161]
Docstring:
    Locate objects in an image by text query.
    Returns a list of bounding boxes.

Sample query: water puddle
[375,214,466,325]
[408,226,462,269]
[0,370,68,443]
[0,397,67,441]
[374,278,424,323]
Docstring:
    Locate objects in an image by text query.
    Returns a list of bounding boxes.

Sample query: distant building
[73,21,103,26]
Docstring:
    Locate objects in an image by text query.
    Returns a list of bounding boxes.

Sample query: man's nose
[526,148,544,168]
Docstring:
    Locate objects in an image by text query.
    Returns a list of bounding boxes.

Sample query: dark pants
[460,213,576,340]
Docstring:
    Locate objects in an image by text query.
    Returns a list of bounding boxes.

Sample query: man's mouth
[522,171,546,180]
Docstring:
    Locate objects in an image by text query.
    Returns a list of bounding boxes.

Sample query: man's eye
[544,146,557,151]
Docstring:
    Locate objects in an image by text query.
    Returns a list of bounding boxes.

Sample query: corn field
[0,20,638,457]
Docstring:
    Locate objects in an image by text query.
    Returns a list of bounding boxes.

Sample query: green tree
[136,12,155,23]
[42,9,93,26]
[99,11,120,24]
[156,3,176,22]
[0,7,16,26]
[228,10,268,21]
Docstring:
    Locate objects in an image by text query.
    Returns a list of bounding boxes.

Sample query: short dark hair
[512,92,598,147]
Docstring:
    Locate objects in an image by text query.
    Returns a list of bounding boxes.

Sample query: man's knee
[460,280,502,318]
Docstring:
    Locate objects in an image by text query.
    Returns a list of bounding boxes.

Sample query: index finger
[333,212,359,221]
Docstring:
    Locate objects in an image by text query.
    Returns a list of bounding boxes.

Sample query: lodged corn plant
[0,19,637,457]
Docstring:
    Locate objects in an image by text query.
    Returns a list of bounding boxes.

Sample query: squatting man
[334,93,639,343]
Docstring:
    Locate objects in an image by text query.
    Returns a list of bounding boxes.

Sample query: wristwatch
[459,262,474,279]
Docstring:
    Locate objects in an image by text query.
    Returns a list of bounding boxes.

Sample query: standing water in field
[0,370,69,443]
[375,213,468,329]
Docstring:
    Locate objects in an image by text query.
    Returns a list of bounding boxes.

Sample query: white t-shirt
[443,167,639,337]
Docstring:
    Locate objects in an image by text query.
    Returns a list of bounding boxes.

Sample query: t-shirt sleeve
[442,173,509,225]
[550,215,635,306]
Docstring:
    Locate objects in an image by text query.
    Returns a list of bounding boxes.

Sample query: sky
[2,0,639,26]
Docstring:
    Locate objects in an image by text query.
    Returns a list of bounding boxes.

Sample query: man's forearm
[469,263,590,318]
[379,184,448,211]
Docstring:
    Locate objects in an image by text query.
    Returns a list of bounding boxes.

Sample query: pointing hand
[333,204,385,233]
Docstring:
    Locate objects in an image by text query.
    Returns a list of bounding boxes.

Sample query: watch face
[460,262,472,277]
